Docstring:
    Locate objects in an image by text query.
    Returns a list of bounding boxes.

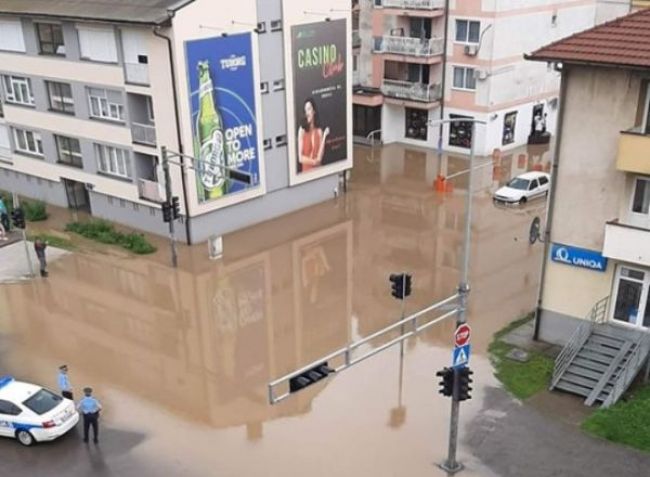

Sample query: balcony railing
[352,30,361,48]
[137,178,164,203]
[381,0,445,10]
[616,128,650,175]
[132,122,157,146]
[378,35,444,57]
[603,220,650,267]
[381,79,441,103]
[125,63,150,86]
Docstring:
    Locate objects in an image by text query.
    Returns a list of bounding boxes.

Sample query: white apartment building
[353,0,605,157]
[0,0,353,244]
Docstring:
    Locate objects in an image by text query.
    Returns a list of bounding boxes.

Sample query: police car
[0,376,79,446]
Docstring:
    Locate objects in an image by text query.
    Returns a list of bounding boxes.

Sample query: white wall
[382,103,441,150]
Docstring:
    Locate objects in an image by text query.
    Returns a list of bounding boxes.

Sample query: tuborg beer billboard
[286,18,350,185]
[185,33,262,204]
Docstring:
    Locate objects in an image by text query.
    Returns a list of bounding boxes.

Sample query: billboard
[287,19,349,183]
[185,33,262,204]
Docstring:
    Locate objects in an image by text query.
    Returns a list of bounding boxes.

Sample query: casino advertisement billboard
[185,33,264,204]
[287,19,350,184]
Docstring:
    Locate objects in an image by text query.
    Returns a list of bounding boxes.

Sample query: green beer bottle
[195,61,227,200]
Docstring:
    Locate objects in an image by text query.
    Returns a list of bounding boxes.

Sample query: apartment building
[0,0,353,244]
[528,9,650,343]
[353,0,599,156]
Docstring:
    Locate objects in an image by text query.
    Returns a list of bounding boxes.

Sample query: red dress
[301,128,322,172]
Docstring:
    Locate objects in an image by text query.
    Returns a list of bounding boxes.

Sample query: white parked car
[493,171,550,204]
[0,376,79,446]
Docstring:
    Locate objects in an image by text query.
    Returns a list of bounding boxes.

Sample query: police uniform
[77,391,102,443]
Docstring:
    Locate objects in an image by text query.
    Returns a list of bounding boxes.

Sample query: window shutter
[0,20,26,52]
[77,26,117,62]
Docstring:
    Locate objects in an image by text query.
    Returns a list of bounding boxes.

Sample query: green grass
[22,200,48,221]
[582,384,650,452]
[27,233,75,251]
[488,314,555,400]
[65,220,156,254]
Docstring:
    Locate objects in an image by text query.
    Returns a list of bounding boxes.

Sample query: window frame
[0,399,22,416]
[94,143,131,179]
[455,19,481,44]
[87,88,124,122]
[630,176,650,217]
[46,81,75,114]
[404,107,428,141]
[55,135,83,168]
[36,22,65,56]
[12,128,43,156]
[2,75,35,106]
[452,66,476,91]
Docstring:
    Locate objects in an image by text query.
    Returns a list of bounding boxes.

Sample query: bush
[65,220,156,254]
[23,200,48,221]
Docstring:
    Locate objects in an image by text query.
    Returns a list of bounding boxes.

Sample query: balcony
[381,79,441,103]
[353,30,361,49]
[125,63,150,86]
[132,122,156,146]
[137,178,164,203]
[603,220,650,267]
[377,36,444,57]
[616,128,650,175]
[380,0,445,10]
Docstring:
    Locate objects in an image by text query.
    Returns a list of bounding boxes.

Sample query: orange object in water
[434,175,446,192]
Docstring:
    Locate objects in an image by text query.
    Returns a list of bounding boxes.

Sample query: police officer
[77,387,102,444]
[57,364,73,399]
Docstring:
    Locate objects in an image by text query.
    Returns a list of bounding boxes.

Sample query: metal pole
[162,146,178,268]
[442,120,476,474]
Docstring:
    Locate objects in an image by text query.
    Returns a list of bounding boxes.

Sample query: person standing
[77,387,102,444]
[0,197,9,235]
[34,238,48,277]
[57,365,73,399]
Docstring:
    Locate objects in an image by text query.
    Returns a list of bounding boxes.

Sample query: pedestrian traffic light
[11,207,25,229]
[390,273,405,300]
[289,362,334,393]
[404,274,412,297]
[171,196,180,220]
[436,367,454,397]
[161,201,172,223]
[455,367,473,402]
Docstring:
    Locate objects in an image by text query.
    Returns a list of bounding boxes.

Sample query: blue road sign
[452,344,471,368]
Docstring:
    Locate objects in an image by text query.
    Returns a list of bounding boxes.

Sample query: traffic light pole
[161,146,178,268]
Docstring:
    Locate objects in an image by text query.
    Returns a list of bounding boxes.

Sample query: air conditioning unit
[473,69,488,80]
[464,44,479,56]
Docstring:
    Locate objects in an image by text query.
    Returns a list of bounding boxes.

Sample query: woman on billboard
[298,98,330,173]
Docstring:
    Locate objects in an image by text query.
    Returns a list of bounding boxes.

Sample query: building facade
[0,0,353,243]
[353,0,601,157]
[529,8,650,344]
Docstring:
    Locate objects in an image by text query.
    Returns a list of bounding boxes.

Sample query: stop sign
[454,324,471,347]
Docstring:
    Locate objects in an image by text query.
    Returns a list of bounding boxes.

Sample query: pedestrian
[77,387,102,444]
[0,196,9,234]
[57,364,73,399]
[34,238,48,277]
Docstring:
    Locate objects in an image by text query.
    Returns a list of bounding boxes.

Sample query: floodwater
[0,142,551,476]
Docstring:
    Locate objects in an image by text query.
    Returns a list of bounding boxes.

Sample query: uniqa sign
[551,243,608,272]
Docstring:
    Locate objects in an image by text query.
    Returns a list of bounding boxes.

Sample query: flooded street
[0,143,551,476]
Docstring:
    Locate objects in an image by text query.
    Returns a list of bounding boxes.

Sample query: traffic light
[289,362,334,393]
[161,201,172,223]
[404,274,412,297]
[11,207,25,229]
[171,196,180,220]
[436,367,454,397]
[455,367,473,402]
[390,273,405,300]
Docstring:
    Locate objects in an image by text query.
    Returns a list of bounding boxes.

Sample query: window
[55,135,82,167]
[22,389,62,415]
[0,399,22,416]
[455,20,480,43]
[47,81,74,114]
[273,79,285,91]
[77,26,118,63]
[538,176,549,186]
[0,19,26,52]
[2,75,34,106]
[502,111,517,145]
[263,138,272,150]
[275,134,287,147]
[257,22,267,34]
[36,23,65,55]
[146,96,155,122]
[452,67,476,90]
[260,82,269,94]
[270,20,282,32]
[632,177,650,215]
[528,179,539,191]
[88,88,124,121]
[449,114,473,149]
[405,108,428,141]
[13,128,43,156]
[95,143,131,178]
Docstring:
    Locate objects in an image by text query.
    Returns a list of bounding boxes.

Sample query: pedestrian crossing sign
[452,344,471,368]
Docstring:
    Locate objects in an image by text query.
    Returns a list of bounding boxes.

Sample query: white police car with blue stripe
[0,376,79,446]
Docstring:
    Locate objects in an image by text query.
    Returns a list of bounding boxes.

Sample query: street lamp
[427,117,486,474]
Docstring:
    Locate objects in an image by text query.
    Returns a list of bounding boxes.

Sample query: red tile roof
[527,8,650,69]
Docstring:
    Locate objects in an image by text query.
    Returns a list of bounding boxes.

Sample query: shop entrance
[611,265,650,329]
[63,179,91,213]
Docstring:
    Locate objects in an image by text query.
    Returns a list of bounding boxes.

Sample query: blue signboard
[452,344,471,368]
[185,33,261,203]
[551,243,608,272]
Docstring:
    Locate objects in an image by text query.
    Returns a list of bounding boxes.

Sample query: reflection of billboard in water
[185,33,261,203]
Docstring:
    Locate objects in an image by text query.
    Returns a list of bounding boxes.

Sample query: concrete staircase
[550,298,650,408]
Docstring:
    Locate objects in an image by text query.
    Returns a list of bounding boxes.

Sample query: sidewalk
[0,240,68,283]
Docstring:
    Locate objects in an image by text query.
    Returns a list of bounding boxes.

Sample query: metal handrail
[603,332,650,408]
